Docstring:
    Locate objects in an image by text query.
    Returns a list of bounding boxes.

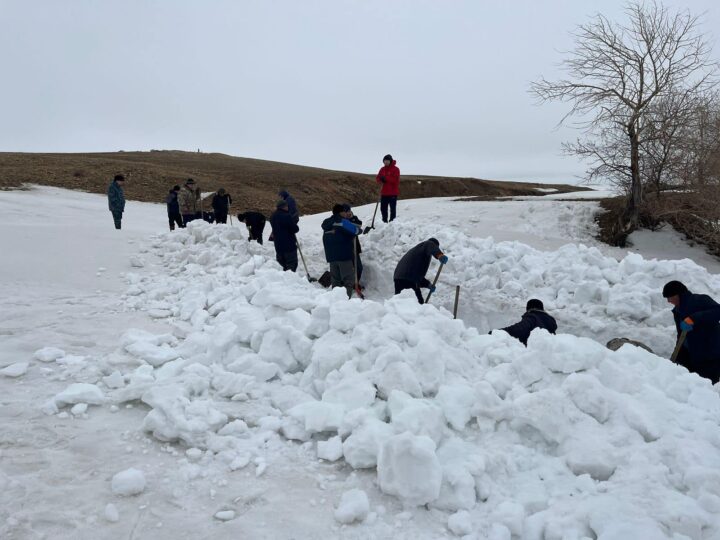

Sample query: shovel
[296,240,317,283]
[363,189,382,235]
[424,262,445,304]
[670,330,688,364]
[353,240,365,299]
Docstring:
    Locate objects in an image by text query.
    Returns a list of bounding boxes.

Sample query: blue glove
[340,218,360,235]
[439,255,448,265]
[680,318,694,332]
[429,285,437,293]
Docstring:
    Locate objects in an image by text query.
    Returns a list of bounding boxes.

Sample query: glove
[439,255,449,265]
[429,285,437,293]
[680,317,694,332]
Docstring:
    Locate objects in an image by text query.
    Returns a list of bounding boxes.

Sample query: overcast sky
[1,1,718,183]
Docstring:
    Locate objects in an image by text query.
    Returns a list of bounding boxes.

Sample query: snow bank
[111,468,146,496]
[109,220,720,537]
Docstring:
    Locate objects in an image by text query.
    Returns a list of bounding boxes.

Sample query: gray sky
[1,0,718,183]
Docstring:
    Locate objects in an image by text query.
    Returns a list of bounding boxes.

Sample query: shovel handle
[670,330,688,364]
[424,263,444,304]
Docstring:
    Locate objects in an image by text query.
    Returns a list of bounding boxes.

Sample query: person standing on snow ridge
[494,299,558,346]
[179,178,200,224]
[663,280,720,384]
[237,211,267,244]
[376,154,400,223]
[166,185,184,231]
[212,188,232,224]
[393,238,447,304]
[270,200,300,271]
[278,190,300,223]
[107,174,126,230]
[342,204,364,285]
[322,204,362,298]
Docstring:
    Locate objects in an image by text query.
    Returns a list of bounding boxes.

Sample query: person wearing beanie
[376,154,400,223]
[179,178,200,224]
[166,184,184,231]
[393,238,448,304]
[107,174,126,230]
[278,190,300,223]
[494,299,558,346]
[321,204,361,298]
[270,200,300,271]
[662,280,720,383]
[237,211,267,244]
[342,204,364,284]
[212,188,232,224]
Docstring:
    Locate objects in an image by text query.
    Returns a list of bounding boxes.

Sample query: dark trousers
[394,279,424,304]
[111,210,123,230]
[249,223,265,244]
[330,260,356,298]
[168,212,184,231]
[183,213,199,224]
[276,249,298,272]
[381,196,397,222]
[215,211,228,224]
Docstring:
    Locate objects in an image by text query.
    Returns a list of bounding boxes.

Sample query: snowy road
[1,186,719,540]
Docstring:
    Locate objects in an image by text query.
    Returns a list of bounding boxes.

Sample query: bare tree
[531,1,717,244]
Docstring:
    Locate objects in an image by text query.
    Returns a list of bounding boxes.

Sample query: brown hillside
[0,151,586,214]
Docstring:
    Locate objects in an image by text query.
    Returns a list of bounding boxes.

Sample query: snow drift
[77,220,720,537]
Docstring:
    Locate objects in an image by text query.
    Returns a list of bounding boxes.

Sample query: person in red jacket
[376,154,400,222]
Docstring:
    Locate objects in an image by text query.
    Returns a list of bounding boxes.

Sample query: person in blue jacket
[663,280,720,384]
[107,174,126,230]
[270,200,300,271]
[322,204,361,297]
[498,299,558,345]
[278,190,300,222]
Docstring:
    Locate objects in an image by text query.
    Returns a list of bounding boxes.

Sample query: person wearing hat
[270,200,300,271]
[494,299,558,346]
[662,280,720,383]
[166,185,184,231]
[322,204,361,297]
[179,178,200,224]
[107,174,126,230]
[376,154,400,223]
[343,204,364,283]
[212,188,232,224]
[393,238,447,304]
[278,190,300,223]
[237,211,267,244]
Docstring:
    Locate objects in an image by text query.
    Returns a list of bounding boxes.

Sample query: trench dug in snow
[61,219,720,537]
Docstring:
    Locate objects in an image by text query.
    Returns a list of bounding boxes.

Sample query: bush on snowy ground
[109,220,720,537]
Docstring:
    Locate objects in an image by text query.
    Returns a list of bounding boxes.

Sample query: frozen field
[1,186,719,540]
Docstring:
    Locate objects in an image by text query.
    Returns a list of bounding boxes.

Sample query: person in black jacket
[212,188,232,224]
[663,280,720,383]
[343,204,364,284]
[393,238,448,304]
[322,204,361,297]
[270,200,300,271]
[278,190,300,223]
[107,174,126,230]
[238,211,266,244]
[497,299,558,346]
[166,185,184,231]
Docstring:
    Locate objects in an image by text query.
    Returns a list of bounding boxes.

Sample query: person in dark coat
[278,190,300,222]
[212,188,232,224]
[343,204,364,284]
[393,238,448,304]
[107,174,126,230]
[663,280,720,384]
[376,154,400,223]
[498,299,558,346]
[322,204,361,297]
[270,200,300,271]
[238,211,266,244]
[166,185,184,231]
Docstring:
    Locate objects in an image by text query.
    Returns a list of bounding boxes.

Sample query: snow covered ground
[1,186,720,540]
